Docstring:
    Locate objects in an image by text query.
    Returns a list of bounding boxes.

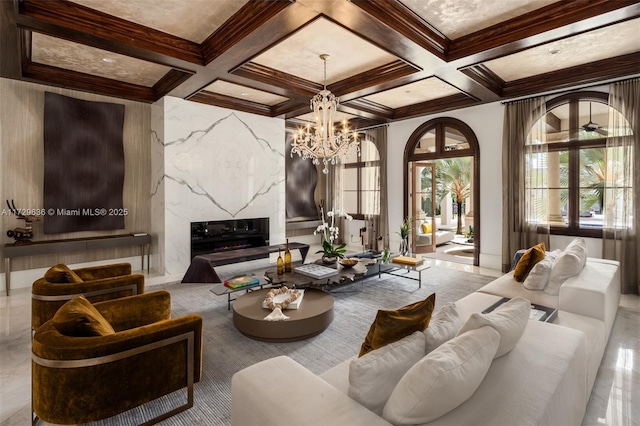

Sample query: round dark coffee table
[232,288,334,342]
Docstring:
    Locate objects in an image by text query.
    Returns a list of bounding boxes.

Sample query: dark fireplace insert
[190,218,269,259]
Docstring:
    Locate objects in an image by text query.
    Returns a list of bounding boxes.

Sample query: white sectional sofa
[232,242,620,425]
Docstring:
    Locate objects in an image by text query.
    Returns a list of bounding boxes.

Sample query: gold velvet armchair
[32,262,144,329]
[32,290,203,425]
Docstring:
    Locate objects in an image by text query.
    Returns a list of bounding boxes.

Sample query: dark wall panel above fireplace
[43,92,125,233]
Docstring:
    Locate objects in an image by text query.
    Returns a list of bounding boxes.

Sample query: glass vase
[399,237,409,256]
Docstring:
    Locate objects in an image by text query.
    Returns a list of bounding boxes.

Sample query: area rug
[87,266,497,425]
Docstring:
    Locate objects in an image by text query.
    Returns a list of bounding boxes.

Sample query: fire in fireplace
[190,218,269,259]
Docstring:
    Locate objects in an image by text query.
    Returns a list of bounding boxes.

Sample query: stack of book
[392,256,424,266]
[224,275,260,289]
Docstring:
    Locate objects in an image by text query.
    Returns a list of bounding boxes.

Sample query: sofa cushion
[382,326,500,425]
[52,295,115,336]
[523,250,561,291]
[424,302,462,353]
[349,331,426,416]
[421,222,432,234]
[546,238,588,295]
[44,263,84,284]
[457,296,530,358]
[359,293,435,357]
[513,242,546,282]
[427,320,587,426]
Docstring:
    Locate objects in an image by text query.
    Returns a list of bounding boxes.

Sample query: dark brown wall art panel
[285,139,318,219]
[43,92,125,233]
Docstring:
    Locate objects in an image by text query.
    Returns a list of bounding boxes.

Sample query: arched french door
[403,118,480,266]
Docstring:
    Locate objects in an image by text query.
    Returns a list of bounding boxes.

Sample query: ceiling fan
[581,103,608,136]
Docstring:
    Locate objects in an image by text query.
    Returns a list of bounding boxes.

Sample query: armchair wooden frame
[31,283,139,302]
[32,331,195,426]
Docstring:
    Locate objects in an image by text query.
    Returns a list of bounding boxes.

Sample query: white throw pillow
[545,238,588,295]
[424,302,462,353]
[456,296,530,358]
[523,249,561,291]
[348,331,426,415]
[382,326,500,425]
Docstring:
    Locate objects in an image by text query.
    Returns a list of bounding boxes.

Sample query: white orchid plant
[314,207,352,259]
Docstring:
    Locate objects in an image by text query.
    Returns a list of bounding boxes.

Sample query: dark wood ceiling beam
[22,61,155,102]
[502,52,640,99]
[459,65,505,96]
[232,62,321,97]
[153,70,194,100]
[341,99,394,121]
[188,91,272,117]
[330,60,420,97]
[19,0,203,65]
[274,100,312,118]
[393,94,478,120]
[201,0,293,64]
[350,0,448,60]
[0,0,21,78]
[449,0,640,61]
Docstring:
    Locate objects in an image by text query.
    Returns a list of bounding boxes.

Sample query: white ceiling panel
[204,81,289,106]
[31,33,170,87]
[69,0,249,43]
[252,18,398,85]
[484,19,640,82]
[399,0,558,39]
[362,78,461,109]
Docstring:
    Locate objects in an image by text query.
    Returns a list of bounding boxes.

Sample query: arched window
[342,137,380,219]
[525,91,634,236]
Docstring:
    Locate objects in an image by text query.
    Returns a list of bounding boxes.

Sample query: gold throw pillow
[44,263,84,284]
[52,296,115,336]
[513,242,546,282]
[359,293,436,357]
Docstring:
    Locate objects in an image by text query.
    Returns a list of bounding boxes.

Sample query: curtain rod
[500,74,640,105]
[356,123,389,132]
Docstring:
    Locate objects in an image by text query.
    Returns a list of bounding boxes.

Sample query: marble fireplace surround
[151,97,286,276]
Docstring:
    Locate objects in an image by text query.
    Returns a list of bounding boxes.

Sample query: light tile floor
[1,259,638,425]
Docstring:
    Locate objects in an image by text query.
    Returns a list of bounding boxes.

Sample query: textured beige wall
[0,78,151,272]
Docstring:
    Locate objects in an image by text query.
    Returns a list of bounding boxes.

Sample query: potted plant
[314,206,352,263]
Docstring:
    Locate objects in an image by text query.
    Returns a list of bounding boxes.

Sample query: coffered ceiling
[1,0,639,128]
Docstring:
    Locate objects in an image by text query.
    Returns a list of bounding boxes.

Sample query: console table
[2,233,151,296]
[181,242,309,283]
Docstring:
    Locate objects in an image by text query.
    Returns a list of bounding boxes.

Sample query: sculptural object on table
[5,199,40,245]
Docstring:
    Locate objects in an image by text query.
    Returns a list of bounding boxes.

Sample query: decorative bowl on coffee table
[339,259,358,268]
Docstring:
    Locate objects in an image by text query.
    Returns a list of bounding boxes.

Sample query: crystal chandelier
[291,54,359,174]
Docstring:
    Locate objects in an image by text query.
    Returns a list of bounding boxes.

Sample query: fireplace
[190,218,269,259]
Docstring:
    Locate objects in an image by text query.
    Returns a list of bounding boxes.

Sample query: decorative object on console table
[284,239,292,272]
[4,199,40,245]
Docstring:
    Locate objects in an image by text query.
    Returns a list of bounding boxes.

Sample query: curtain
[363,126,389,251]
[604,78,639,294]
[501,97,549,272]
